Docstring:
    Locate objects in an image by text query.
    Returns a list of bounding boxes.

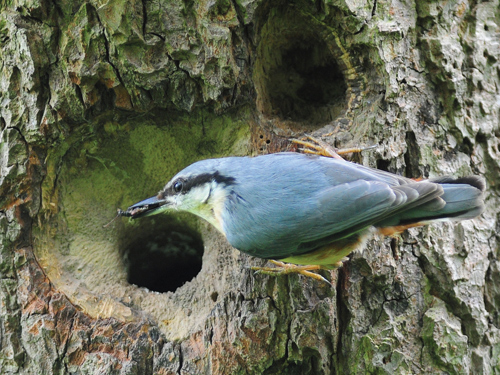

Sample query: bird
[116,150,485,283]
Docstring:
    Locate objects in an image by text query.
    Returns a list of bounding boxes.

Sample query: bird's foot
[292,135,376,160]
[251,260,332,285]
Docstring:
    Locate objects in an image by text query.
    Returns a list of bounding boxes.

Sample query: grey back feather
[179,153,484,259]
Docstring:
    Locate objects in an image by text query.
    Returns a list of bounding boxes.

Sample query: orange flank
[378,222,426,237]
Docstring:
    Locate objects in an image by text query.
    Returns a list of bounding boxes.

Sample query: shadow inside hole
[120,216,204,293]
[265,38,347,122]
[376,158,392,172]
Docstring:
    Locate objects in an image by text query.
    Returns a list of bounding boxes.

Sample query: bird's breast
[279,231,370,267]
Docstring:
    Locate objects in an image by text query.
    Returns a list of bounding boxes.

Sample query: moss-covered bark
[0,0,499,373]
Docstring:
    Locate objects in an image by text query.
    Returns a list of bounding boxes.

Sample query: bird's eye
[173,180,184,193]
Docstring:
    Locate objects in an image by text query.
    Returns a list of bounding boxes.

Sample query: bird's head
[123,160,235,231]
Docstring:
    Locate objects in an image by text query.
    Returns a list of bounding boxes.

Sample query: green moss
[421,300,469,374]
[351,335,376,373]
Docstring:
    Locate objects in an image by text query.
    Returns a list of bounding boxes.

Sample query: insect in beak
[103,196,168,227]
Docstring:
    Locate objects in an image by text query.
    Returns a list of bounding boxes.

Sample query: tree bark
[0,0,499,374]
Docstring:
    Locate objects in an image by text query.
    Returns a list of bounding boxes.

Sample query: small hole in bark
[122,218,204,293]
[459,136,473,155]
[210,291,219,302]
[404,131,421,178]
[390,238,399,260]
[376,159,391,172]
[475,131,487,144]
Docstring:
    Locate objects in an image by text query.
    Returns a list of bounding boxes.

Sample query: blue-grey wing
[292,180,442,254]
[224,173,441,258]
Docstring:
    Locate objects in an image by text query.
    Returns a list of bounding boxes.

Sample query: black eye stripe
[182,172,236,193]
[160,172,235,198]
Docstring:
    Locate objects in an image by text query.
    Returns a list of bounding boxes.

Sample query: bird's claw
[251,260,332,285]
[292,136,343,159]
[292,135,376,160]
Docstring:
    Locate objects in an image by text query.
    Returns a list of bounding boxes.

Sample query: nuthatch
[118,152,485,282]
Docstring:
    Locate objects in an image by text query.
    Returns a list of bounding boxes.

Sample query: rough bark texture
[0,0,499,373]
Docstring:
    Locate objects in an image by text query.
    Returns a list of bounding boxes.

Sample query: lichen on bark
[0,0,499,373]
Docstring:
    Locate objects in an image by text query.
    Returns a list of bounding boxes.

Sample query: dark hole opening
[376,159,391,172]
[121,217,204,293]
[459,136,473,155]
[265,37,347,123]
[404,131,421,178]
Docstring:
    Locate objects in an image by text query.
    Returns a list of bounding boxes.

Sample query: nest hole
[255,9,348,125]
[275,44,345,119]
[33,110,250,335]
[121,217,204,293]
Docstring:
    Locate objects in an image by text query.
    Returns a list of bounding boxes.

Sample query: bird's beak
[120,195,169,219]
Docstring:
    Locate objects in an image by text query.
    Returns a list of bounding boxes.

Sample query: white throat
[186,181,230,234]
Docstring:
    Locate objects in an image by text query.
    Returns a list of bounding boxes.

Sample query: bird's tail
[377,176,485,232]
[426,176,485,220]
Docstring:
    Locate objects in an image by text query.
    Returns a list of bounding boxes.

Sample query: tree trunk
[0,0,499,373]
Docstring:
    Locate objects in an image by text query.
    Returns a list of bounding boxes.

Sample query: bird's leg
[251,260,333,284]
[292,135,376,160]
[292,136,343,159]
